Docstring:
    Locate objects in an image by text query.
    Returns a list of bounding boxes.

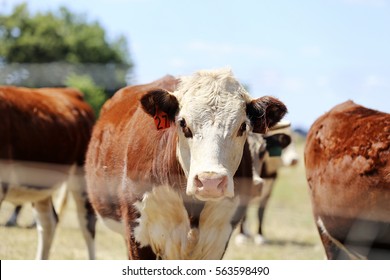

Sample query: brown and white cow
[235,123,298,245]
[85,68,287,259]
[305,100,390,259]
[0,86,96,259]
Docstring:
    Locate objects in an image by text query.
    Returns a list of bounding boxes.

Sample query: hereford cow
[305,100,390,259]
[86,68,287,259]
[0,86,96,259]
[235,123,298,245]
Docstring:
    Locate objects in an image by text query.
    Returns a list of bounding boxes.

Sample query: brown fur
[305,100,390,259]
[0,86,94,165]
[86,76,183,223]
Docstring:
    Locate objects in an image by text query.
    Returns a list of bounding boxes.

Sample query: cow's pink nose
[194,172,228,198]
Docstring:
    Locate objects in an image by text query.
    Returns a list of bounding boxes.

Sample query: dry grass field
[0,136,325,260]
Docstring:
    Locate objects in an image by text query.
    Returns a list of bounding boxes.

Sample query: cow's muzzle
[193,172,228,201]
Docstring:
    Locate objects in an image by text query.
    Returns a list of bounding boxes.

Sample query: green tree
[65,73,106,117]
[0,3,132,65]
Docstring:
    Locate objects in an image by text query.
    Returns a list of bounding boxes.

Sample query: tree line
[0,3,134,116]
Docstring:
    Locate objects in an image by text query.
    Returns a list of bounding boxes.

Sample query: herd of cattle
[0,68,389,260]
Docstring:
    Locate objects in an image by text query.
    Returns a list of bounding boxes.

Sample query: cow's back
[305,100,390,258]
[0,86,94,165]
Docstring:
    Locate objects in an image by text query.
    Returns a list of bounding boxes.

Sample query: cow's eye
[237,122,247,137]
[179,118,193,138]
[179,119,186,128]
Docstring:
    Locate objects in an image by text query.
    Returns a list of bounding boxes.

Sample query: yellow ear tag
[153,107,170,130]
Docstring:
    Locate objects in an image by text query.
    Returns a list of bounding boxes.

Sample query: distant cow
[235,124,298,245]
[305,100,390,259]
[86,68,287,259]
[0,86,96,259]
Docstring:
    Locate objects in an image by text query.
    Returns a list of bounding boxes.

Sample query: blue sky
[2,0,390,129]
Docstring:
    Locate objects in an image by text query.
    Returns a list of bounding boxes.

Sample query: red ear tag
[153,108,170,130]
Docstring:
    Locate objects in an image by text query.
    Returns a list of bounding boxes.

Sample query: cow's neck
[150,127,186,189]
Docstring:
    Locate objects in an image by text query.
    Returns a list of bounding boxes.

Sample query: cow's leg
[5,205,22,227]
[33,197,58,260]
[0,181,8,204]
[234,206,252,245]
[53,181,69,220]
[254,178,275,245]
[71,189,96,259]
[5,204,37,228]
[0,182,6,225]
[257,207,266,236]
[240,215,249,235]
[69,167,96,260]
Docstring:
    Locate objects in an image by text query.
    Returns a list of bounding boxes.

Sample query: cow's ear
[277,133,292,149]
[140,89,179,129]
[247,96,287,134]
[264,133,292,149]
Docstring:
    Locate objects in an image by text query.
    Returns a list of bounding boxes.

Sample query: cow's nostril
[217,176,228,190]
[194,175,203,188]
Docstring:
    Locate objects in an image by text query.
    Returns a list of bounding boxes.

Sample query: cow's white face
[174,72,250,201]
[140,68,287,201]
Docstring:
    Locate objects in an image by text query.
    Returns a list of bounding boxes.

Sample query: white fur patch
[133,185,239,259]
[173,68,251,199]
[134,186,194,259]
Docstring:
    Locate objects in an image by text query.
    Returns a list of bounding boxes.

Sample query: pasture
[0,135,325,260]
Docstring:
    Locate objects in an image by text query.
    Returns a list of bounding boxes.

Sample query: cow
[235,123,299,245]
[0,86,96,260]
[85,68,287,259]
[304,100,390,259]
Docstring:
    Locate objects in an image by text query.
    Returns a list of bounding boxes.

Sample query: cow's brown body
[0,86,96,259]
[305,100,390,259]
[86,70,287,260]
[0,86,93,164]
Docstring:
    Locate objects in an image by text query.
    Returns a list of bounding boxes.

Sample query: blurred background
[0,0,389,260]
[1,0,389,129]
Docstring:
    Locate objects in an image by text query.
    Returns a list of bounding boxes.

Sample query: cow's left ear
[140,89,179,129]
[140,89,179,118]
[246,96,287,134]
[264,133,292,149]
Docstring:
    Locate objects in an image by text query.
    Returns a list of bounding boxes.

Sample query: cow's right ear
[265,133,292,149]
[140,89,179,129]
[246,96,287,134]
